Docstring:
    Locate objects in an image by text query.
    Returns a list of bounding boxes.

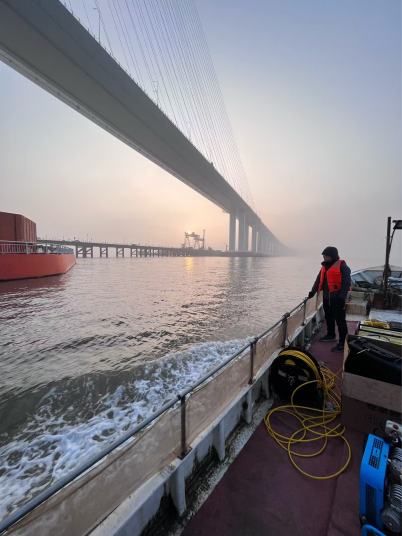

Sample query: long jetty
[37,239,267,258]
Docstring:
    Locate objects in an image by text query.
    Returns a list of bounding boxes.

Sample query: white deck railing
[0,241,73,255]
[0,294,324,535]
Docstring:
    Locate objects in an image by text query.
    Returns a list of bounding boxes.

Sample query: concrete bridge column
[238,213,247,251]
[229,212,236,252]
[244,217,249,252]
[251,225,257,253]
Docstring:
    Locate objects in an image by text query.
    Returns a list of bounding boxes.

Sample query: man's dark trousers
[323,296,348,344]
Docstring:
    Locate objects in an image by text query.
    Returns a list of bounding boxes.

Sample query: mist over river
[0,254,375,518]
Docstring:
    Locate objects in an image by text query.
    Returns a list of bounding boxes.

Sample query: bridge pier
[228,215,273,254]
[76,245,93,258]
[229,212,236,252]
[238,213,247,252]
[100,246,108,258]
[251,225,257,253]
[244,217,249,252]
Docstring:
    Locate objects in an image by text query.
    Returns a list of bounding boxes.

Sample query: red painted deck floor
[182,323,364,536]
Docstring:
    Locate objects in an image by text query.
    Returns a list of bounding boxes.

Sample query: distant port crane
[183,230,205,249]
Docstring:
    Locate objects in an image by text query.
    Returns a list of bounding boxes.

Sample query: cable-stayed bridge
[0,0,284,255]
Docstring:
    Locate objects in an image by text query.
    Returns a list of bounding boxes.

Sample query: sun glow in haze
[0,0,400,264]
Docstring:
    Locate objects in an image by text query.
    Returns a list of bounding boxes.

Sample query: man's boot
[319,334,336,342]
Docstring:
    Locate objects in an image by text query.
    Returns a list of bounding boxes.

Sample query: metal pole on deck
[282,313,289,346]
[249,338,257,385]
[383,216,392,297]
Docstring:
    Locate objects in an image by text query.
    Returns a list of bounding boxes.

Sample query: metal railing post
[0,297,309,533]
[302,298,307,325]
[248,338,257,385]
[179,394,188,458]
[282,313,290,346]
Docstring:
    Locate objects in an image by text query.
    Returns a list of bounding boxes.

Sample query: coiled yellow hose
[264,349,351,480]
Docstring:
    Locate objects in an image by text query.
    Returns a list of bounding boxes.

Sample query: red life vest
[318,259,344,293]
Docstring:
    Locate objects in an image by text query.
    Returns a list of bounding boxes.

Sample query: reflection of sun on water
[184,257,194,272]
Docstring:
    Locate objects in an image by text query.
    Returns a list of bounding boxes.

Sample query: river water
[0,254,370,519]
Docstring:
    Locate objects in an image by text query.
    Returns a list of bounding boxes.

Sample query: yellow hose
[264,351,351,480]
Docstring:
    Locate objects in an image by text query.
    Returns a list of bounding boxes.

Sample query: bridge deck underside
[0,0,283,255]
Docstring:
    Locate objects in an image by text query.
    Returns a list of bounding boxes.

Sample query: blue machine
[360,434,390,529]
[361,525,386,536]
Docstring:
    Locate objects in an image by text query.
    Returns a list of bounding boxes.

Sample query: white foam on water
[0,338,248,521]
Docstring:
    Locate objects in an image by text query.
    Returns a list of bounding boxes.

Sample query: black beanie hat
[322,246,339,259]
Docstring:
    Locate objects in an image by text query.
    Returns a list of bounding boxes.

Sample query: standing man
[308,246,351,352]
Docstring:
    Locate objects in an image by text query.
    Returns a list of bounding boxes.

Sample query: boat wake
[0,338,247,520]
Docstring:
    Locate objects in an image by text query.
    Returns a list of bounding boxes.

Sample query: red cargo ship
[0,212,76,281]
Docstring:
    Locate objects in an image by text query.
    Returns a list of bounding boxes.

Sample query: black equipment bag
[345,335,401,386]
[269,347,324,408]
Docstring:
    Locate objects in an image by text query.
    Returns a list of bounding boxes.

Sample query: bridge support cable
[93,0,114,56]
[171,0,233,190]
[147,0,228,184]
[108,0,143,88]
[122,0,164,107]
[61,0,254,207]
[132,0,180,125]
[172,0,241,196]
[158,0,217,165]
[184,0,255,208]
[144,0,208,162]
[107,0,131,76]
[115,0,144,88]
[141,0,198,137]
[181,0,244,198]
[127,0,206,156]
[80,0,92,34]
[229,213,236,252]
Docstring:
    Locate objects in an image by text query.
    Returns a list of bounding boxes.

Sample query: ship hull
[0,253,76,281]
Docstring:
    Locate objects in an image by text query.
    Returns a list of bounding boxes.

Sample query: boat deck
[182,322,364,536]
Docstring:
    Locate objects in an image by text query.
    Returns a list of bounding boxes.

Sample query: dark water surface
[0,255,367,518]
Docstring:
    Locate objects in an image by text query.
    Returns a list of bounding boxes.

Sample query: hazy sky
[0,0,401,264]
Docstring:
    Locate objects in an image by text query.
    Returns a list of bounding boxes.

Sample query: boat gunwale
[0,295,316,534]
